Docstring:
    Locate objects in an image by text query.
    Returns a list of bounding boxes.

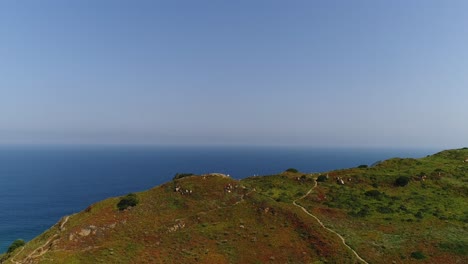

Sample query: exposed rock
[224,183,234,193]
[336,177,345,185]
[167,221,186,233]
[79,228,91,237]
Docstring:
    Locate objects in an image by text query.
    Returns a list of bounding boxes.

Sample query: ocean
[0,145,437,252]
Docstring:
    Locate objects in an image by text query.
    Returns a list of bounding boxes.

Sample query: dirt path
[59,216,69,231]
[9,247,24,264]
[12,215,70,264]
[233,189,255,206]
[293,180,369,264]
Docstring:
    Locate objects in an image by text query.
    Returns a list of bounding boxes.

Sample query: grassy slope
[2,148,467,263]
[2,174,357,264]
[297,148,468,263]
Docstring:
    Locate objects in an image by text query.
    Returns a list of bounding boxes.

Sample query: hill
[1,149,467,263]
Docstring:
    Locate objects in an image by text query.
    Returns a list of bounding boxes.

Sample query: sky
[0,0,467,148]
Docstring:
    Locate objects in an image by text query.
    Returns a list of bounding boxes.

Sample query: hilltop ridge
[1,148,467,263]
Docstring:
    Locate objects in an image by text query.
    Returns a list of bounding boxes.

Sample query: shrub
[377,206,394,214]
[173,173,194,180]
[439,241,468,255]
[399,205,408,212]
[395,176,410,187]
[7,239,25,253]
[117,193,139,211]
[351,207,370,217]
[285,168,298,173]
[415,211,424,219]
[358,164,368,168]
[316,175,327,182]
[364,189,381,198]
[410,251,426,259]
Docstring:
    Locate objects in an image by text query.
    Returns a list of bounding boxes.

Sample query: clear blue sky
[1,0,467,148]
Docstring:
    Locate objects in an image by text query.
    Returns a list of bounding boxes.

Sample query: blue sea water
[0,145,437,252]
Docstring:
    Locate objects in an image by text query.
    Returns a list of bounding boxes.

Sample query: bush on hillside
[415,211,424,219]
[364,189,382,198]
[377,206,394,214]
[439,241,468,255]
[7,239,25,253]
[410,251,426,259]
[358,164,368,168]
[117,193,139,211]
[173,173,194,180]
[350,206,371,218]
[395,176,410,187]
[316,175,327,182]
[285,168,298,173]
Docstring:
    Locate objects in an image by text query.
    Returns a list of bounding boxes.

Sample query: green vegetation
[173,173,195,180]
[358,164,368,168]
[117,193,139,211]
[364,189,382,198]
[410,251,426,260]
[242,173,312,203]
[2,148,467,264]
[7,239,25,253]
[285,168,299,173]
[296,148,468,263]
[439,241,468,255]
[395,176,410,187]
[316,175,327,182]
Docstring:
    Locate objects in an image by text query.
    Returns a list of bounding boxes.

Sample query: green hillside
[2,149,467,263]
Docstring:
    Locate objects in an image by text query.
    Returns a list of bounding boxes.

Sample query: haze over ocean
[0,145,438,252]
[1,1,467,148]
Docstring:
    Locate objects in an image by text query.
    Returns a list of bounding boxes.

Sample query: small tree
[358,164,368,169]
[285,168,298,173]
[395,176,410,187]
[117,193,139,211]
[173,173,194,180]
[7,239,25,253]
[316,175,327,182]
